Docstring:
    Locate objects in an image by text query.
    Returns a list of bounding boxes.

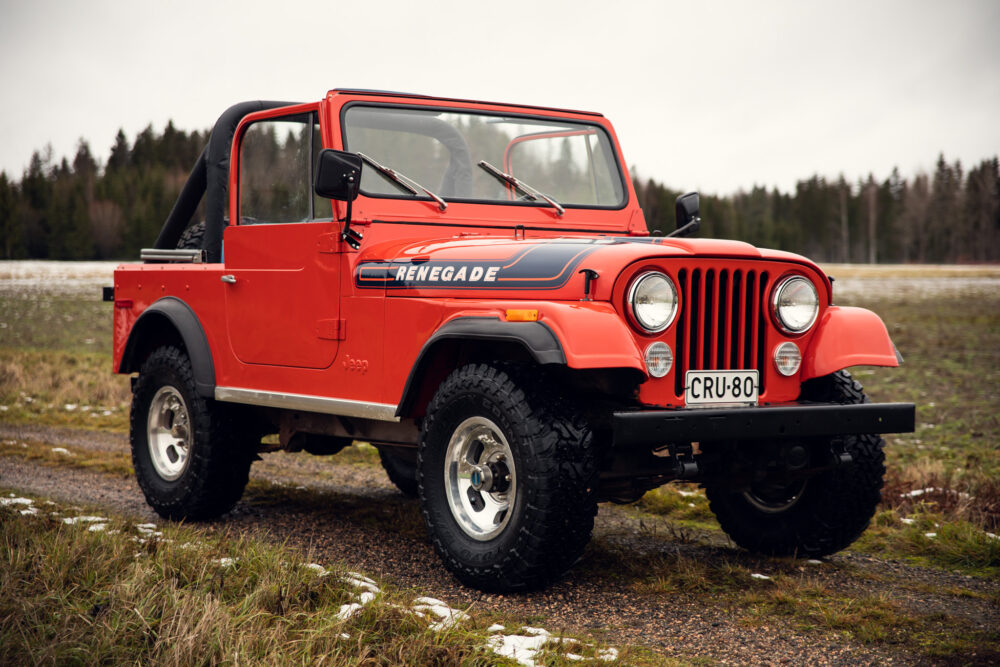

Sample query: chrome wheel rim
[444,416,516,541]
[743,479,807,514]
[147,386,192,481]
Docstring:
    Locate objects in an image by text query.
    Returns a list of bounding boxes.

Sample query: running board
[214,387,400,422]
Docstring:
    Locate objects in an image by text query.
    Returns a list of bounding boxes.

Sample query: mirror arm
[339,174,362,250]
[667,218,700,238]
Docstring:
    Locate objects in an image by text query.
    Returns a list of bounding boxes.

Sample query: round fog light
[774,342,802,376]
[644,342,673,378]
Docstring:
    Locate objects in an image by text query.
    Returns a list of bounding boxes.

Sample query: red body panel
[801,306,900,381]
[112,90,901,414]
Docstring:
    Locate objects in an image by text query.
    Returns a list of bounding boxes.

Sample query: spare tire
[177,221,206,251]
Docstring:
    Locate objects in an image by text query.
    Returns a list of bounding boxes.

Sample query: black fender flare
[119,297,216,398]
[395,316,566,417]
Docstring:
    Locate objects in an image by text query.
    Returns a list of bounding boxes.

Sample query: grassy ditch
[0,492,630,666]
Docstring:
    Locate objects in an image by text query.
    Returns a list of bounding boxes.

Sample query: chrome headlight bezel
[771,275,819,334]
[627,271,678,333]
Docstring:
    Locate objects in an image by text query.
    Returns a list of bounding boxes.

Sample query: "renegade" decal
[355,241,606,290]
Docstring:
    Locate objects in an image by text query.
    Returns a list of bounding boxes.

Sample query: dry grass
[2,493,641,667]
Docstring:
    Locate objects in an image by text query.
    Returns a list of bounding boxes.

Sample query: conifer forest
[0,122,996,263]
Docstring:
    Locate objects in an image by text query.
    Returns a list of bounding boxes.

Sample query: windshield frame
[338,101,630,212]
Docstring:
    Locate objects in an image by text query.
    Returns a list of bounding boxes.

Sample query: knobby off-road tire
[418,363,598,592]
[379,448,419,497]
[706,370,886,558]
[130,346,253,520]
[176,221,206,251]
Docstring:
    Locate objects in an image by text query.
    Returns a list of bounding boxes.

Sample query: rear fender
[119,297,216,398]
[801,306,901,381]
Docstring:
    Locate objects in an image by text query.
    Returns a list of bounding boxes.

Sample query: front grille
[674,267,770,396]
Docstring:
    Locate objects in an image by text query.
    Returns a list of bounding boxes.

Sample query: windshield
[342,105,626,209]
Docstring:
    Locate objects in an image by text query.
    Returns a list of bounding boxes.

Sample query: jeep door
[222,110,341,369]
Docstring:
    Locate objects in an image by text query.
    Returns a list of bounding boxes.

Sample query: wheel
[130,346,253,520]
[379,447,419,497]
[706,370,886,558]
[176,221,205,250]
[418,363,597,592]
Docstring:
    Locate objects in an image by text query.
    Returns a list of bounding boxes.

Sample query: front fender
[539,301,644,371]
[801,306,900,381]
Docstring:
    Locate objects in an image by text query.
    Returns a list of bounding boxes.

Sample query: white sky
[1,0,997,195]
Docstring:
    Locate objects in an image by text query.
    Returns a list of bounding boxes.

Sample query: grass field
[2,262,998,557]
[2,261,999,662]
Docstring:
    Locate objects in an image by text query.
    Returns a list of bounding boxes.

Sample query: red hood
[354,234,830,302]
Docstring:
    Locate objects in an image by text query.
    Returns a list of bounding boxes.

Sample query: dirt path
[2,423,997,665]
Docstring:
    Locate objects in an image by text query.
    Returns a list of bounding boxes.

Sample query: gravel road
[2,423,997,665]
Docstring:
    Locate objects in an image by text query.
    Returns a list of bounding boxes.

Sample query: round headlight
[772,276,819,334]
[628,271,678,333]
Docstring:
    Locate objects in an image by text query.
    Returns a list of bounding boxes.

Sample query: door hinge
[316,319,346,340]
[317,232,340,253]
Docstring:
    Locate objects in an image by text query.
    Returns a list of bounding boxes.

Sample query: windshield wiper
[477,161,564,216]
[356,152,447,211]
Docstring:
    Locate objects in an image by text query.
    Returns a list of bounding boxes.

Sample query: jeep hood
[354,234,828,302]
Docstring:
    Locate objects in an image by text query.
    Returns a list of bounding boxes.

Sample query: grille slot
[674,267,769,396]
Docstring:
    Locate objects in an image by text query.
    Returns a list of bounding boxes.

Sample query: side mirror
[675,192,699,228]
[314,149,362,201]
[669,192,701,238]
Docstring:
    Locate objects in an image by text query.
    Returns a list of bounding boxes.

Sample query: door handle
[220,274,236,284]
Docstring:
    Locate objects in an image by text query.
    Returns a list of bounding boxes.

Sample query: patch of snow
[806,559,823,565]
[0,405,7,411]
[676,489,700,497]
[336,602,364,621]
[412,597,470,631]
[900,517,916,525]
[751,573,771,580]
[986,533,999,541]
[596,647,619,662]
[63,404,77,412]
[51,447,73,455]
[216,557,237,567]
[924,532,937,539]
[487,624,506,633]
[901,487,936,499]
[20,508,39,515]
[304,563,329,576]
[63,515,107,525]
[343,572,380,594]
[135,523,163,537]
[88,523,108,532]
[0,497,34,506]
[487,627,556,667]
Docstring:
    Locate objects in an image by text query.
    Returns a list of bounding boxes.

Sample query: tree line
[0,122,997,263]
[634,155,1000,264]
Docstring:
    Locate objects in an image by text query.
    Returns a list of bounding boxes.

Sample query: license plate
[685,370,759,407]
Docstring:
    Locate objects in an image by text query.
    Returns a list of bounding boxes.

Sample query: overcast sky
[1,0,997,195]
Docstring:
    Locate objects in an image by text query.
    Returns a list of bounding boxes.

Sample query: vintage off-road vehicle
[109,90,915,591]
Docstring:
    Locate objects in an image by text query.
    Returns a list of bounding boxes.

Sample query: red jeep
[110,90,914,591]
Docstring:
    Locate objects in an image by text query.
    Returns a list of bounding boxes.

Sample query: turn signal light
[506,309,539,322]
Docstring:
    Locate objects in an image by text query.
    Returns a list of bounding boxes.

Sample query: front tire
[706,370,886,558]
[130,346,253,520]
[418,364,597,592]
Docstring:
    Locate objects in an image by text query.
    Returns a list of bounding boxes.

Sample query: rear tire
[706,370,886,558]
[418,363,597,592]
[379,448,419,497]
[130,346,252,520]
